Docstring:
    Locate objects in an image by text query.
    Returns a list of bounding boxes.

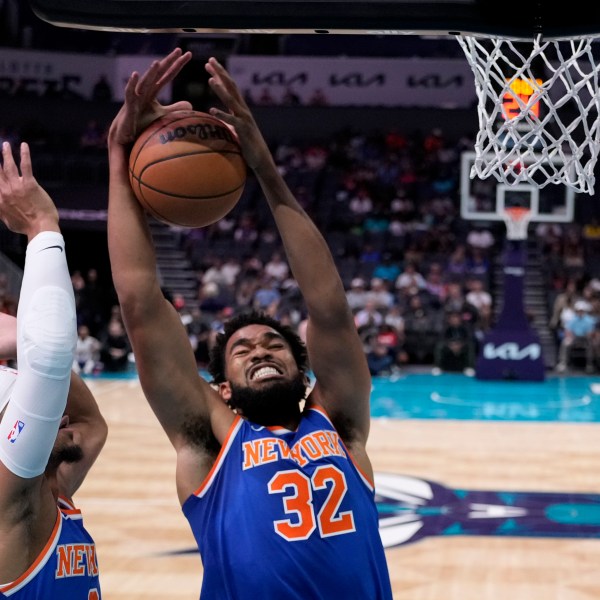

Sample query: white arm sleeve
[0,232,76,478]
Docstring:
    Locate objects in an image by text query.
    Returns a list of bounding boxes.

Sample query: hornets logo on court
[375,473,600,548]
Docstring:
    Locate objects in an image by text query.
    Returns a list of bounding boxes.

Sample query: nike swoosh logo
[40,245,63,253]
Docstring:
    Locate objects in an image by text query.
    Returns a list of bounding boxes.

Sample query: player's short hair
[208,310,308,384]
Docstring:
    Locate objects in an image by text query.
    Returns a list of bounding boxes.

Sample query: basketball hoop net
[503,206,532,240]
[456,34,600,195]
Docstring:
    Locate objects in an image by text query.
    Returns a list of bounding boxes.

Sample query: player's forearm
[254,162,348,315]
[65,371,107,455]
[107,144,162,304]
[0,232,76,478]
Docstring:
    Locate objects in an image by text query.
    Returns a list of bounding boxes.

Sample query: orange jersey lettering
[242,430,346,470]
[55,543,99,578]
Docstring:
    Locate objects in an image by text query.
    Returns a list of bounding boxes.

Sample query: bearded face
[46,439,84,472]
[228,374,307,426]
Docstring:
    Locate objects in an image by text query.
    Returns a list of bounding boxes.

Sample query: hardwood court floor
[76,377,600,600]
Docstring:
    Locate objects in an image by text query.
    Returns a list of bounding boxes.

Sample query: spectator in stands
[234,277,259,310]
[308,87,329,106]
[257,87,276,105]
[91,74,113,102]
[384,304,405,333]
[99,318,131,372]
[389,191,417,222]
[184,307,213,368]
[233,211,259,245]
[446,244,469,280]
[465,246,491,281]
[535,221,563,241]
[220,256,242,289]
[363,211,390,237]
[366,277,395,311]
[198,281,230,315]
[354,299,384,340]
[282,86,301,106]
[346,277,369,312]
[465,277,493,332]
[433,310,476,375]
[385,218,407,256]
[403,293,441,363]
[424,262,448,308]
[372,252,401,284]
[201,255,229,289]
[562,230,586,278]
[211,212,236,239]
[78,267,110,337]
[252,276,281,314]
[349,185,373,216]
[395,261,426,293]
[366,341,396,376]
[385,129,408,152]
[357,243,382,275]
[466,226,495,252]
[423,128,444,155]
[374,322,409,370]
[442,281,480,335]
[556,300,597,373]
[263,250,290,283]
[79,119,107,152]
[239,254,264,280]
[73,324,101,375]
[549,278,579,342]
[71,270,87,319]
[541,238,566,284]
[581,216,600,244]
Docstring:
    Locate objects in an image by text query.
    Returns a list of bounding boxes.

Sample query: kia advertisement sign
[228,55,476,108]
[476,241,546,381]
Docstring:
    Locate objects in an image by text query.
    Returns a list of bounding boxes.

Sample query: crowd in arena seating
[160,127,600,376]
[1,103,600,376]
[2,111,600,376]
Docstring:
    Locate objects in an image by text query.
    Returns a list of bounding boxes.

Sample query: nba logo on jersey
[7,419,24,443]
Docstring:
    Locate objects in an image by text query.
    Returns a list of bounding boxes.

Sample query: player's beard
[46,441,84,471]
[229,375,307,426]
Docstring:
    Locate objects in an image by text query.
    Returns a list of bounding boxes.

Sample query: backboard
[460,151,575,223]
[28,0,600,38]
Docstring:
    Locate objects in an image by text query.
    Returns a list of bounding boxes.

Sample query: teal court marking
[370,373,600,422]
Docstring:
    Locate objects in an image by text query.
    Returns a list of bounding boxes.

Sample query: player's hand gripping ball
[129,111,247,228]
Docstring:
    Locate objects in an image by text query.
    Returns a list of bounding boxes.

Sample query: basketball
[128,110,246,228]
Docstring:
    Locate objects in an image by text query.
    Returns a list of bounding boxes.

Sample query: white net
[503,207,532,240]
[456,34,600,195]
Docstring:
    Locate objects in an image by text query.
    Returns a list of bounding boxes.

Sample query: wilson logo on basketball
[159,124,236,145]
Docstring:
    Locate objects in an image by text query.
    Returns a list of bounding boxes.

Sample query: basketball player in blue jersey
[0,141,107,599]
[107,48,393,599]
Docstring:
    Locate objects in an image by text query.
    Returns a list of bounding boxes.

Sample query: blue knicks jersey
[0,498,101,599]
[183,406,393,600]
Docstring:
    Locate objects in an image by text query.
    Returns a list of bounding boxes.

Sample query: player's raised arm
[107,49,232,492]
[0,141,90,590]
[0,141,74,491]
[205,57,372,463]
